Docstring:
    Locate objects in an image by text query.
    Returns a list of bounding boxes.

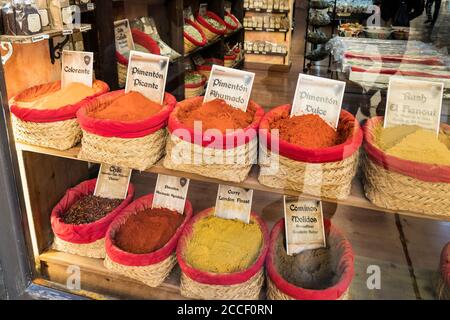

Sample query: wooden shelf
[0,24,92,44]
[244,8,289,14]
[244,27,289,33]
[245,50,287,57]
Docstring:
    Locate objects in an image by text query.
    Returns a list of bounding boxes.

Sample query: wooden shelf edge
[0,24,93,44]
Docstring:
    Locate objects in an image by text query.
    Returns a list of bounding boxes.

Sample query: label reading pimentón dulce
[214,185,253,223]
[284,196,326,255]
[114,19,134,57]
[204,65,255,112]
[384,77,443,134]
[61,50,93,88]
[125,51,169,104]
[152,174,190,214]
[94,164,132,200]
[291,74,346,129]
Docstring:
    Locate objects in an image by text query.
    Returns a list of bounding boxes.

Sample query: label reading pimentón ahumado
[384,77,444,134]
[291,74,346,129]
[94,164,132,200]
[204,65,255,112]
[61,50,93,88]
[152,174,190,214]
[214,185,253,223]
[284,196,326,255]
[114,19,134,57]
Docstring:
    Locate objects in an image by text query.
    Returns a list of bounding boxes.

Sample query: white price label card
[94,164,132,200]
[114,19,135,56]
[384,77,443,134]
[152,174,190,214]
[61,50,93,88]
[125,51,169,104]
[284,196,326,255]
[215,185,253,223]
[204,65,255,111]
[291,74,346,128]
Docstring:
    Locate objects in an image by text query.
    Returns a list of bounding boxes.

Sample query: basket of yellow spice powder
[176,208,269,300]
[362,117,450,217]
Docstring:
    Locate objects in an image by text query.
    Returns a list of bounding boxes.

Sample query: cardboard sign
[384,77,443,134]
[125,51,169,104]
[152,174,190,214]
[114,19,134,57]
[94,164,132,200]
[291,74,346,128]
[61,50,93,88]
[183,6,195,21]
[204,65,255,111]
[215,185,253,223]
[284,196,326,255]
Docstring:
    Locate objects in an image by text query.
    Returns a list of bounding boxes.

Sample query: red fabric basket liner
[363,116,450,183]
[116,28,161,66]
[259,104,363,163]
[224,53,237,60]
[224,12,239,31]
[10,80,109,123]
[196,11,227,35]
[441,242,450,286]
[185,73,206,89]
[50,178,135,244]
[266,218,354,300]
[184,19,207,47]
[168,96,264,149]
[177,208,269,286]
[77,90,176,138]
[196,58,224,71]
[105,193,193,266]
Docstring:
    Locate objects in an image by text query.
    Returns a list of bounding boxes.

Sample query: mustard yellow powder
[184,215,263,273]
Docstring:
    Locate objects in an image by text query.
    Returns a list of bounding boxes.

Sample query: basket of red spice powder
[436,242,450,300]
[258,105,363,200]
[50,178,134,258]
[104,193,193,287]
[163,97,264,182]
[77,90,176,170]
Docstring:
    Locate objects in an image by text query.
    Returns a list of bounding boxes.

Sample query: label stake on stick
[61,50,93,88]
[291,74,346,129]
[284,196,326,255]
[215,185,253,223]
[204,65,255,112]
[152,174,190,214]
[114,19,134,56]
[94,164,132,200]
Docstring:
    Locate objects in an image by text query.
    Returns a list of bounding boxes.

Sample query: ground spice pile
[184,215,262,273]
[61,195,122,225]
[114,207,184,254]
[89,91,162,122]
[177,98,254,133]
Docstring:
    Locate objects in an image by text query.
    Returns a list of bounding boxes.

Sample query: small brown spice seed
[61,195,122,225]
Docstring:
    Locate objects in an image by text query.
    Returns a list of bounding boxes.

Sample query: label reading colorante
[204,65,255,112]
[384,77,443,134]
[291,74,346,129]
[114,19,134,57]
[152,174,190,214]
[214,185,253,223]
[94,164,132,200]
[284,196,326,255]
[61,50,93,88]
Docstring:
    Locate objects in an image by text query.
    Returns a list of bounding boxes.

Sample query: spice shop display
[338,23,363,37]
[310,0,332,10]
[266,219,354,300]
[224,11,240,34]
[194,57,224,80]
[243,15,290,30]
[184,18,207,53]
[309,10,331,27]
[1,0,43,35]
[50,178,134,258]
[436,242,450,300]
[363,26,392,40]
[77,90,176,170]
[336,0,372,14]
[195,10,226,41]
[258,106,363,199]
[307,29,329,44]
[104,193,193,287]
[9,80,108,150]
[177,208,269,300]
[184,71,206,98]
[163,97,264,182]
[244,0,290,11]
[244,40,287,55]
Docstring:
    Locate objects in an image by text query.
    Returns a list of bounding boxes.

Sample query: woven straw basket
[117,63,127,88]
[196,12,226,41]
[184,39,197,54]
[53,235,106,259]
[267,279,350,300]
[185,85,205,99]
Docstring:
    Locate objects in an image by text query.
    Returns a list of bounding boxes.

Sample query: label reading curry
[125,51,169,104]
[94,164,132,200]
[284,196,326,255]
[114,19,134,57]
[61,50,93,88]
[214,185,253,223]
[152,174,190,214]
[204,65,255,112]
[291,74,346,129]
[384,77,443,134]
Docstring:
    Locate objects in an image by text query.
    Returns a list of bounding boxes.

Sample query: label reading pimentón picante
[204,65,255,112]
[284,196,326,255]
[152,174,190,214]
[214,185,253,223]
[125,50,169,104]
[291,74,346,129]
[384,77,443,134]
[114,19,134,57]
[94,164,132,200]
[61,50,93,88]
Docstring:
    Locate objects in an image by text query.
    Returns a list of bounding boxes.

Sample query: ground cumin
[177,98,254,133]
[61,195,122,225]
[114,207,184,254]
[89,91,162,122]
